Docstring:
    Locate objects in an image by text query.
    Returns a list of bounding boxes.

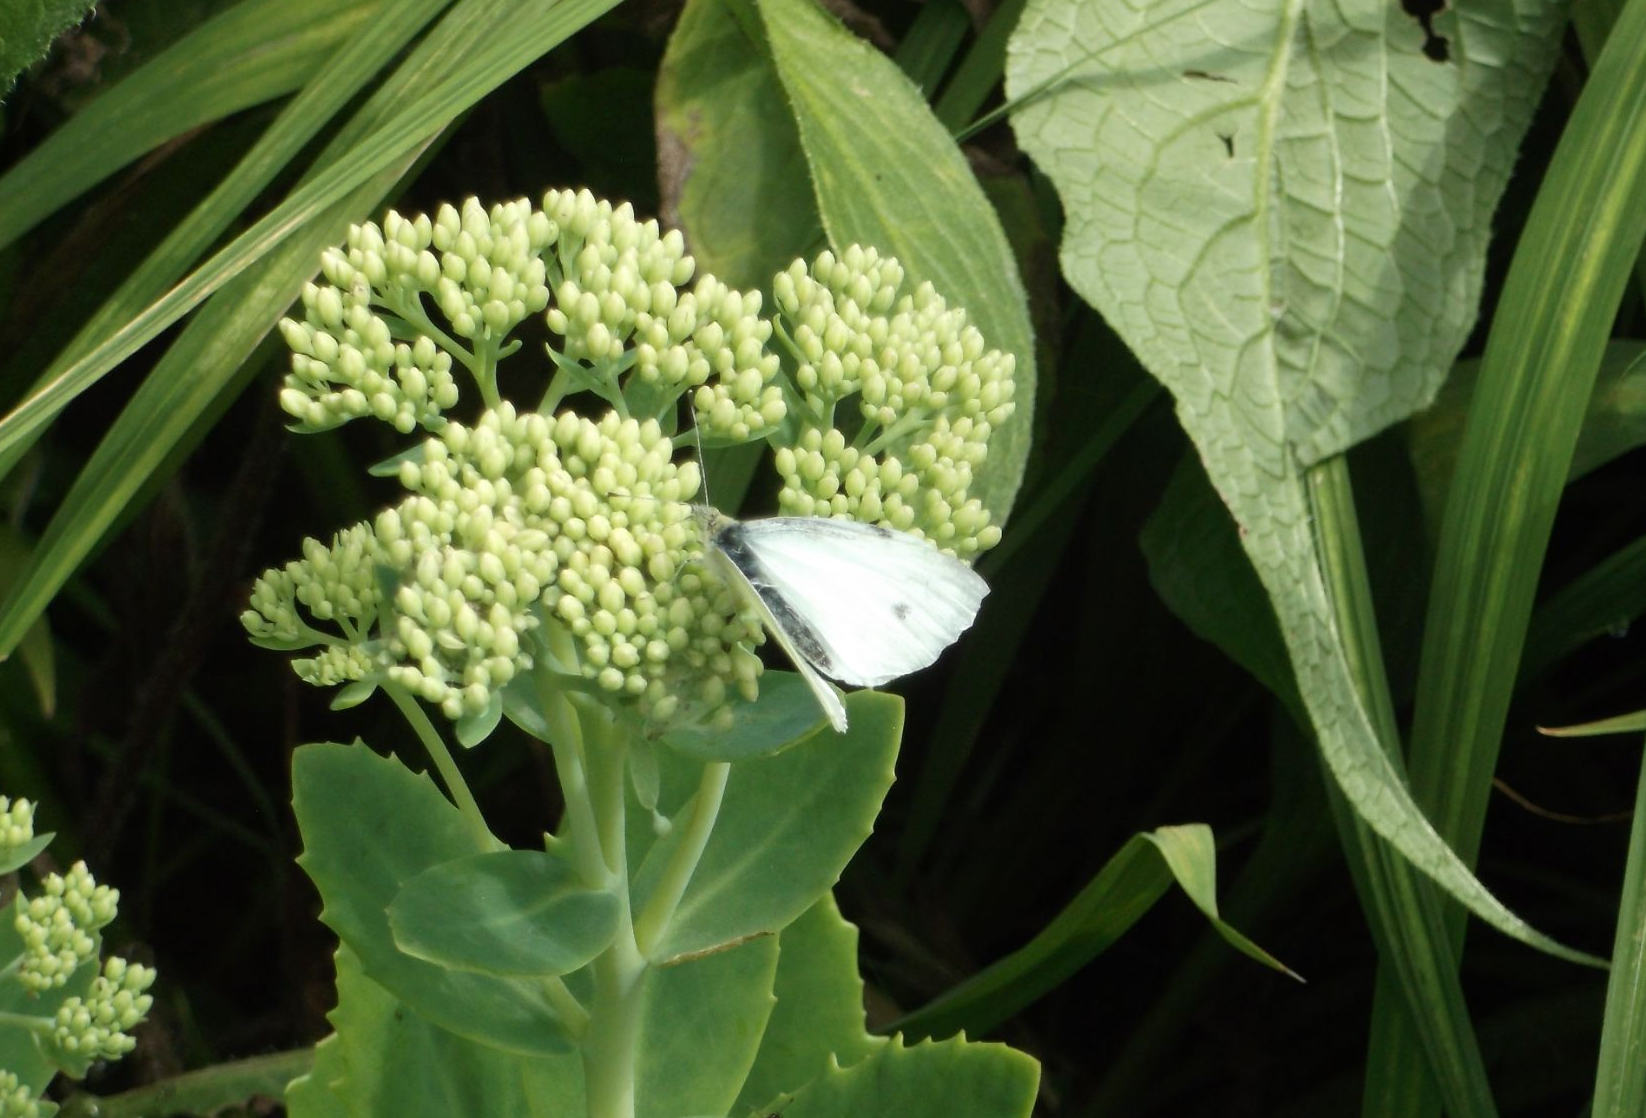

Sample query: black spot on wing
[714,522,834,672]
[892,602,910,621]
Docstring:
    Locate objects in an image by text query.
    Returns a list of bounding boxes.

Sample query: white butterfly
[699,509,990,732]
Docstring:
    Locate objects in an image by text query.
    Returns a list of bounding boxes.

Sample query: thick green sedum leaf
[389,850,621,977]
[0,0,96,97]
[780,1034,1039,1118]
[635,937,781,1116]
[655,0,821,293]
[736,895,886,1112]
[1007,0,1593,962]
[292,743,576,1057]
[758,0,1036,521]
[291,946,571,1118]
[633,691,899,961]
[660,671,829,761]
[290,937,778,1118]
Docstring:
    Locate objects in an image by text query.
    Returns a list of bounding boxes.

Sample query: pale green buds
[770,245,1014,558]
[0,1072,42,1118]
[51,956,157,1061]
[14,862,118,993]
[243,403,767,725]
[0,795,36,860]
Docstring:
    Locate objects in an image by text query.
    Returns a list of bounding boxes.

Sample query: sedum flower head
[51,955,156,1062]
[0,795,36,860]
[0,1072,42,1118]
[15,862,117,993]
[257,191,1016,731]
[771,245,1015,558]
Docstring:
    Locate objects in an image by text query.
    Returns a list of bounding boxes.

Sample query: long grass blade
[0,0,622,658]
[1591,745,1646,1115]
[1373,0,1646,1104]
[0,0,619,510]
[0,0,378,250]
[0,0,452,487]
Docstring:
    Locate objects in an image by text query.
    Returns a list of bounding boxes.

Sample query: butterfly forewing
[729,518,988,686]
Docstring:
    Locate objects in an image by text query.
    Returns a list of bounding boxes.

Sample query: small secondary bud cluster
[0,795,36,861]
[540,188,784,442]
[14,862,117,993]
[0,1072,41,1118]
[52,956,157,1061]
[771,246,1015,557]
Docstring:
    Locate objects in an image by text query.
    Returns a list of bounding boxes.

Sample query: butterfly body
[700,508,989,731]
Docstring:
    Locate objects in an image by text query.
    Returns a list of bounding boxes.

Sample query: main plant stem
[553,702,648,1118]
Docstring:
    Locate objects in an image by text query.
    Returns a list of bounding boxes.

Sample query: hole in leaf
[1402,0,1451,61]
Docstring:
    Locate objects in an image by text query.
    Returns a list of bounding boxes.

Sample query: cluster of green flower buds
[244,405,766,723]
[51,956,157,1062]
[275,189,784,445]
[539,189,785,442]
[14,863,118,993]
[0,796,36,864]
[0,1071,41,1118]
[770,245,1014,557]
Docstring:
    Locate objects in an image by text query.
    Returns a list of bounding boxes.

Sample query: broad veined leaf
[1007,0,1594,961]
[758,0,1036,521]
[655,0,820,292]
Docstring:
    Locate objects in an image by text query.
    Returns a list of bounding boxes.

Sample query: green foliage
[654,0,820,293]
[5,0,1646,1113]
[890,823,1295,1042]
[0,0,97,99]
[758,0,1036,518]
[388,851,622,977]
[632,691,900,961]
[293,743,579,1057]
[1006,0,1595,965]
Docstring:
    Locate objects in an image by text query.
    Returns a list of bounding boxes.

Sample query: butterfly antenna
[688,406,711,510]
